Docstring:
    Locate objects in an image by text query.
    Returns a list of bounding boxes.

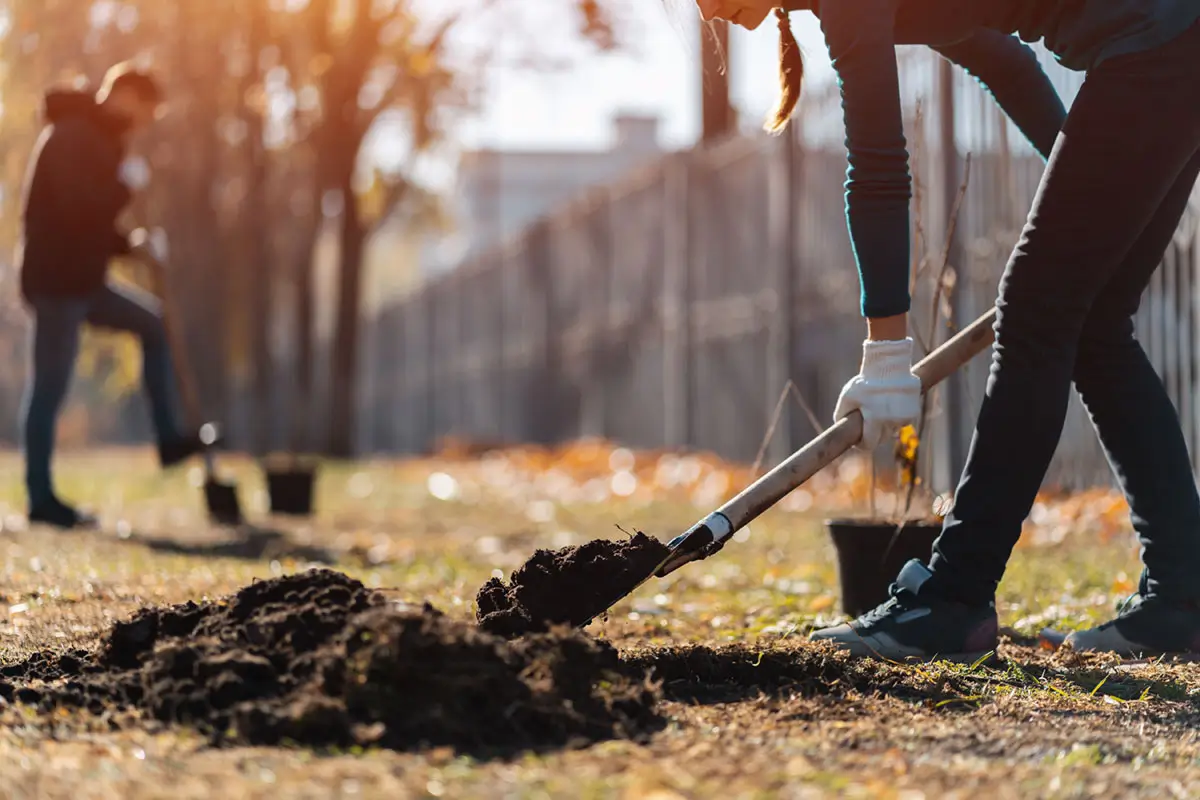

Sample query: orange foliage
[1017,487,1131,548]
[430,435,887,515]
[427,436,1135,550]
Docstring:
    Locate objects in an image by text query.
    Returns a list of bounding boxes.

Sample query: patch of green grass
[0,448,1194,798]
[1053,743,1105,768]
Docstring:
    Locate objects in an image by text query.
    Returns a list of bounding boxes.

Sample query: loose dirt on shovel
[475,532,671,638]
[0,569,661,754]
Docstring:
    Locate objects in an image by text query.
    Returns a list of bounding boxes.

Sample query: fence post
[454,270,468,441]
[766,128,800,464]
[578,191,612,440]
[936,58,968,494]
[662,152,693,450]
[374,309,398,453]
[523,220,560,444]
[493,255,508,443]
[398,296,413,452]
[387,308,402,453]
[424,285,437,453]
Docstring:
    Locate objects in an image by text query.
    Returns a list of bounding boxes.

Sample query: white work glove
[118,156,151,192]
[833,337,922,449]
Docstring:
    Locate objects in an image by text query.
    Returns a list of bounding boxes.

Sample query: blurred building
[421,112,666,277]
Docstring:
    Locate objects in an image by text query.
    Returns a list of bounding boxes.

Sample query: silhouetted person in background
[18,61,212,529]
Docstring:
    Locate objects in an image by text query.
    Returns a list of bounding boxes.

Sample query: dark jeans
[22,283,181,508]
[929,20,1200,606]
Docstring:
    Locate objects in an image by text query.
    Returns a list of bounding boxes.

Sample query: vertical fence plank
[938,58,968,494]
[578,192,613,439]
[348,43,1197,494]
[765,129,798,464]
[424,283,437,452]
[523,220,558,444]
[662,152,692,450]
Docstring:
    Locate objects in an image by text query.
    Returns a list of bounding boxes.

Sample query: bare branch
[899,151,972,525]
[356,10,462,132]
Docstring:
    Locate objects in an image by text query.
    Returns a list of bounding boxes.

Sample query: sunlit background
[440,0,831,150]
[0,0,1192,503]
[0,0,836,462]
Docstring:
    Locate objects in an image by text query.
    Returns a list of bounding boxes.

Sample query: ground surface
[0,445,1196,799]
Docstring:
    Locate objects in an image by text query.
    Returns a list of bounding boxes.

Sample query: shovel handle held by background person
[134,231,217,475]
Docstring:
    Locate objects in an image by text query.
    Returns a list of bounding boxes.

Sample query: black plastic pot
[826,518,942,617]
[263,460,318,516]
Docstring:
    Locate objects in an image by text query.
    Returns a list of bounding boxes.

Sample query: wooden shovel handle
[710,305,998,536]
[147,256,203,429]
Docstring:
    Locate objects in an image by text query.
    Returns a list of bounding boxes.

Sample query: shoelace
[856,583,917,627]
[1115,593,1143,616]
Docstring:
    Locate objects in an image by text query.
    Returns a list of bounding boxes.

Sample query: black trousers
[929,19,1200,606]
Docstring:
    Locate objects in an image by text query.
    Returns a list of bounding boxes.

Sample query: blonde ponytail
[764,8,804,133]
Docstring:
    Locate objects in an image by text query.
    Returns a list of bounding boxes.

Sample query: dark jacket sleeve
[40,119,133,252]
[819,0,912,319]
[932,30,1066,160]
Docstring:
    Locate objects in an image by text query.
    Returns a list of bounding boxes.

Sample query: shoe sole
[817,638,996,665]
[813,627,998,665]
[1038,627,1200,662]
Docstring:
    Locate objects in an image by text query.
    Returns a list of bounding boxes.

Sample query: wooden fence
[353,46,1200,493]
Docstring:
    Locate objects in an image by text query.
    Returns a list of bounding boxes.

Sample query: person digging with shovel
[17,62,220,530]
[694,0,1200,659]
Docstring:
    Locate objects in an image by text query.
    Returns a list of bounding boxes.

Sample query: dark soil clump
[622,641,934,702]
[2,569,661,753]
[476,532,671,637]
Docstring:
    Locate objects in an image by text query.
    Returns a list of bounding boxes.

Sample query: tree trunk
[327,174,367,457]
[290,198,320,454]
[246,164,272,454]
[245,7,272,455]
[174,7,229,432]
[700,19,734,143]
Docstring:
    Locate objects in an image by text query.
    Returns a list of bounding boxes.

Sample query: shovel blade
[204,479,243,526]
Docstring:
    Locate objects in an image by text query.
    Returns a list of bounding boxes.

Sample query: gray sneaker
[810,560,999,662]
[1063,593,1200,657]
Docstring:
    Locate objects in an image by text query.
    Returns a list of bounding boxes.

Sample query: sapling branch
[900,152,972,525]
[750,379,828,532]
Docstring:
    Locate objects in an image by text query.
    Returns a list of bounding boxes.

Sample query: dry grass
[0,447,1196,799]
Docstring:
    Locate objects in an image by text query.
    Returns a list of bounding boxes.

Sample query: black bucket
[263,462,317,516]
[204,479,243,526]
[826,518,942,617]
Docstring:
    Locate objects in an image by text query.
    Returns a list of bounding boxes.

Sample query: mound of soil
[476,532,671,638]
[0,569,661,752]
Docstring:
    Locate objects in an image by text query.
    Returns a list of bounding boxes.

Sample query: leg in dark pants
[22,298,88,508]
[22,283,192,515]
[85,283,182,443]
[929,22,1200,605]
[1073,151,1200,604]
